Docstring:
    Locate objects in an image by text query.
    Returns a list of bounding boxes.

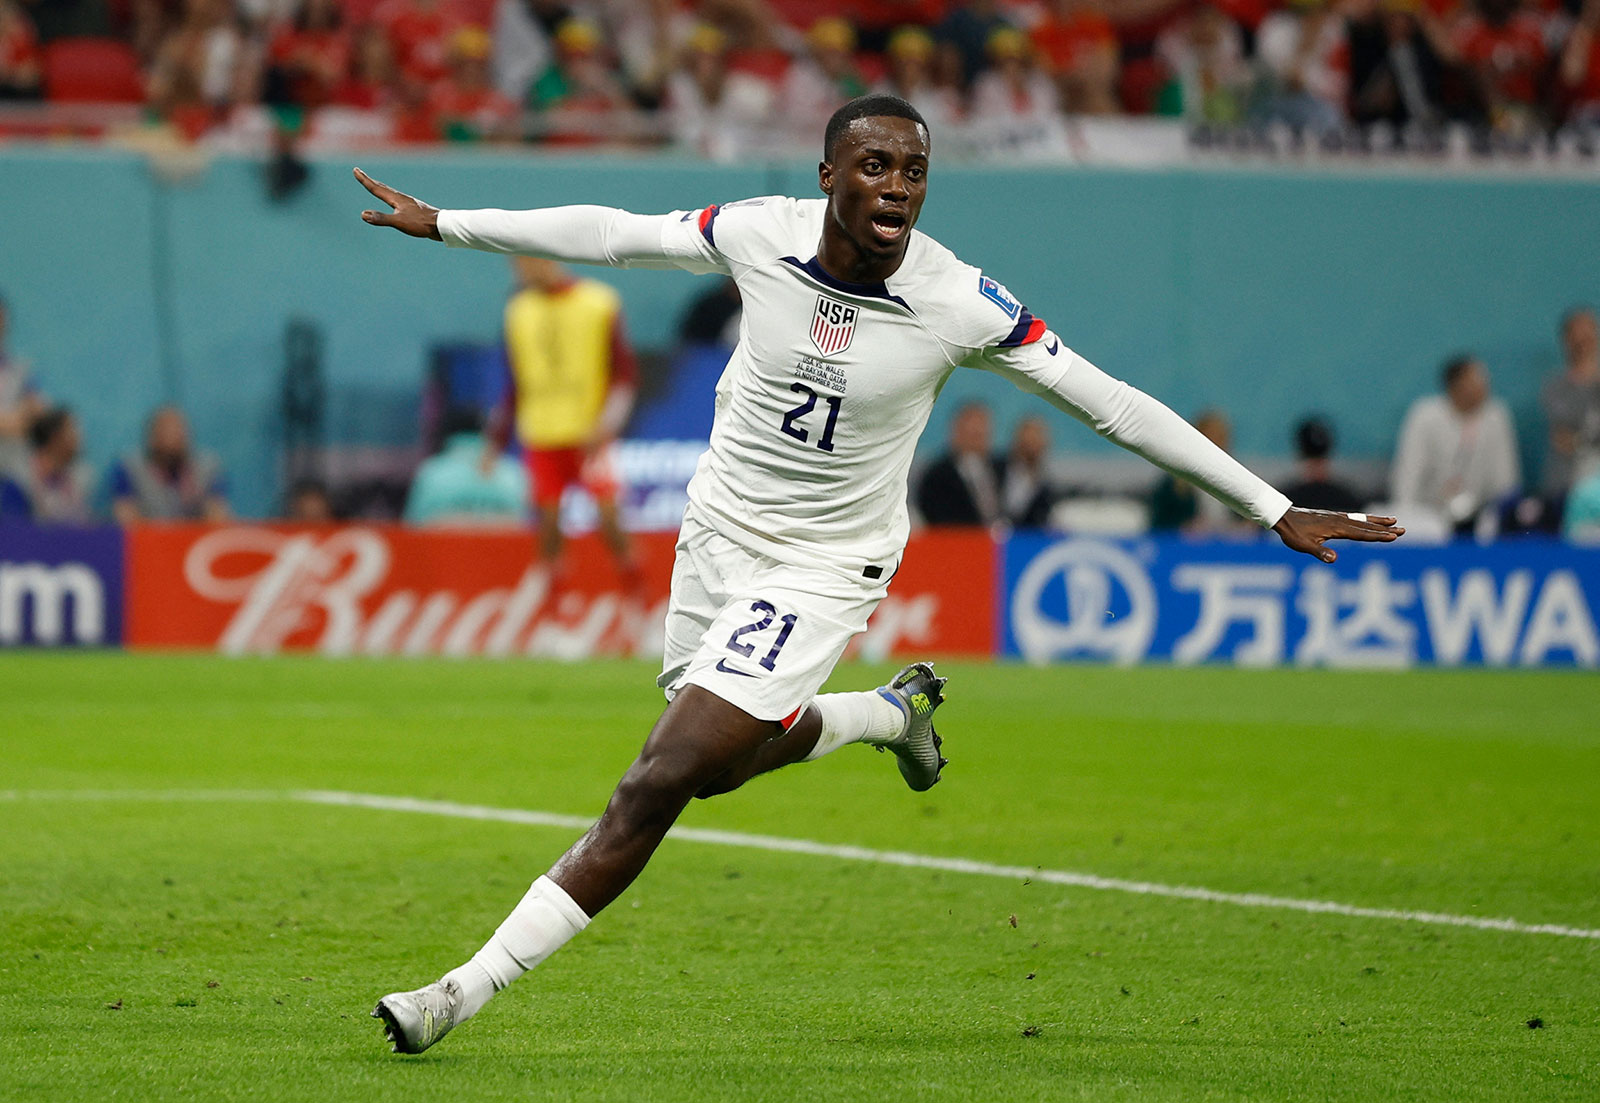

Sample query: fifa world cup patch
[810,295,858,356]
[978,275,1020,319]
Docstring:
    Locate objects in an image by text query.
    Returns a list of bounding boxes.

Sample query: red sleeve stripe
[697,204,720,247]
[997,309,1046,348]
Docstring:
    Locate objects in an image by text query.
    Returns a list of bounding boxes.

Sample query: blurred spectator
[1281,415,1363,512]
[874,25,961,129]
[0,407,93,524]
[405,405,528,526]
[916,401,1001,526]
[146,0,250,137]
[433,24,518,140]
[377,0,459,85]
[1560,0,1600,124]
[1148,409,1255,533]
[110,405,231,523]
[0,290,45,478]
[498,256,639,580]
[1452,0,1546,132]
[1392,354,1520,529]
[1030,0,1120,115]
[970,26,1058,124]
[261,0,349,115]
[23,0,112,41]
[933,0,1011,88]
[528,16,631,137]
[1540,306,1600,499]
[783,17,869,129]
[0,0,41,99]
[1256,0,1349,136]
[678,276,742,347]
[1347,0,1453,131]
[665,23,772,155]
[286,476,336,521]
[332,22,400,108]
[1154,2,1251,125]
[1001,415,1057,528]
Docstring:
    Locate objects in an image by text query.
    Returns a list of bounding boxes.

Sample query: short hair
[1295,416,1333,460]
[28,406,70,451]
[1441,353,1478,390]
[823,93,928,161]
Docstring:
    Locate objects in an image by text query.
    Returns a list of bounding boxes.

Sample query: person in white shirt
[354,93,1402,1055]
[1392,353,1521,531]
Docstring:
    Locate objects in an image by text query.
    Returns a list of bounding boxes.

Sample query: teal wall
[2,146,1596,516]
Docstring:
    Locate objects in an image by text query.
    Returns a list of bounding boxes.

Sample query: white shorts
[657,509,889,724]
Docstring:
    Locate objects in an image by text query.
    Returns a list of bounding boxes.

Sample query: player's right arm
[353,168,727,274]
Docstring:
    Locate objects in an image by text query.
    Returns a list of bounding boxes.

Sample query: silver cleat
[870,661,949,792]
[372,979,462,1054]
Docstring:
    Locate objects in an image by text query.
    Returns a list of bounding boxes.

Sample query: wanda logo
[180,527,662,657]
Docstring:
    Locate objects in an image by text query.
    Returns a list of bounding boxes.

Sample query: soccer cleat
[869,661,949,792]
[372,979,463,1055]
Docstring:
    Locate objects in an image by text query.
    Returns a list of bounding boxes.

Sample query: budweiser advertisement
[124,524,996,659]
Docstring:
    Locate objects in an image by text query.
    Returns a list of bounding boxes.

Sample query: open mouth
[870,211,908,240]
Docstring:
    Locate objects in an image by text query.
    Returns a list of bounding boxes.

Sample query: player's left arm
[979,339,1403,562]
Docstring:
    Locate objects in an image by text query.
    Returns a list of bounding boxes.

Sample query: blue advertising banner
[0,525,124,647]
[1002,535,1600,669]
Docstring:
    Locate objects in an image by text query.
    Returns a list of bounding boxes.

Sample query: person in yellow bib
[496,255,640,588]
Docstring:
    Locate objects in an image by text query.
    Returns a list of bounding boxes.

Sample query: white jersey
[439,197,1291,577]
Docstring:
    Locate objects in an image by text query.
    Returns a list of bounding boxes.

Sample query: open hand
[354,167,442,240]
[1272,507,1404,563]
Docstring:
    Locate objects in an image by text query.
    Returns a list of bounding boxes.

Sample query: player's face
[820,116,930,263]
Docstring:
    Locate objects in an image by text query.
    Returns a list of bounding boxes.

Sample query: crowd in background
[5,279,1600,540]
[6,0,1600,156]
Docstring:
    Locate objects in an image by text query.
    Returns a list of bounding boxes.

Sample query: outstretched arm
[982,341,1402,561]
[354,168,721,271]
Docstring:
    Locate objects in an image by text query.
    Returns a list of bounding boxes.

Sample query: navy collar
[780,256,914,314]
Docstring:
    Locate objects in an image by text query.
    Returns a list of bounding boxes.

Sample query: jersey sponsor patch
[810,295,858,357]
[978,275,1020,319]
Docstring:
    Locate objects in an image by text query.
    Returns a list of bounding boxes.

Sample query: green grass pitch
[3,654,1596,1101]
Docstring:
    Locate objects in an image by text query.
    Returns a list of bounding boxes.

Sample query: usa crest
[810,295,857,356]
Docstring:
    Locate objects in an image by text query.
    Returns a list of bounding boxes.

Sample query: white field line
[5,787,1598,941]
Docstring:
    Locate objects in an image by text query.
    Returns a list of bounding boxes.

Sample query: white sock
[442,874,591,1020]
[802,689,906,762]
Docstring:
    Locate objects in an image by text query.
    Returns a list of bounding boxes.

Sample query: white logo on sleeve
[810,295,858,356]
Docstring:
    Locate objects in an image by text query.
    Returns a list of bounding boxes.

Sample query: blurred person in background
[970,25,1060,125]
[1347,0,1453,133]
[406,405,528,526]
[782,17,868,129]
[874,26,962,130]
[916,400,1001,526]
[377,0,460,86]
[1001,415,1058,528]
[1451,0,1546,133]
[333,23,402,109]
[1559,0,1600,125]
[285,476,337,522]
[1281,415,1363,512]
[1148,409,1256,533]
[678,276,743,347]
[0,291,45,478]
[1256,0,1350,137]
[1540,306,1600,502]
[110,404,231,523]
[1561,463,1600,542]
[1392,353,1520,532]
[933,0,1012,90]
[496,255,640,585]
[433,24,519,141]
[527,16,632,140]
[1030,0,1122,114]
[0,407,94,524]
[0,0,41,99]
[146,0,251,120]
[665,22,773,156]
[1154,2,1251,125]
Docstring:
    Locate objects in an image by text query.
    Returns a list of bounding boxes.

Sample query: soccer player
[355,94,1402,1054]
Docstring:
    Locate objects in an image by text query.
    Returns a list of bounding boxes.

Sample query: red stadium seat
[42,38,145,104]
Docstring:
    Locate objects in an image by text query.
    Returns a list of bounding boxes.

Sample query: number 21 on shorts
[725,600,798,671]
